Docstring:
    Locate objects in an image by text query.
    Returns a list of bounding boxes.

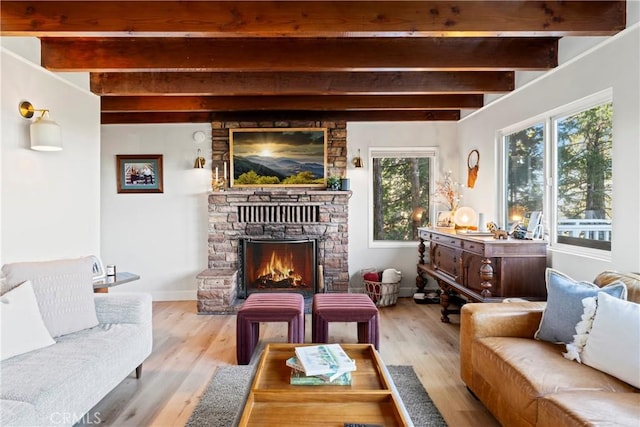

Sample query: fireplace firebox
[239,239,317,298]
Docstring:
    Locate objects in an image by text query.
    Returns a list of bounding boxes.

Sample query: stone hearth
[197,189,350,313]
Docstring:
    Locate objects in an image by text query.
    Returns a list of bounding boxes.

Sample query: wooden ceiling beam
[41,37,558,72]
[90,71,514,96]
[100,95,483,112]
[1,1,625,37]
[100,110,460,124]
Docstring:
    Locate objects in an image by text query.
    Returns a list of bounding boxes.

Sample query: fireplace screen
[240,239,317,298]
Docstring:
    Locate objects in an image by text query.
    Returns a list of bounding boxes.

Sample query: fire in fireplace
[239,239,317,298]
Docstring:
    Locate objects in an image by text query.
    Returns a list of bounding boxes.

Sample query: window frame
[367,146,438,248]
[497,89,613,261]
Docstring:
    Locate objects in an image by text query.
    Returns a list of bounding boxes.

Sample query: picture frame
[525,211,543,239]
[436,211,455,228]
[116,154,163,193]
[90,255,105,281]
[229,128,327,188]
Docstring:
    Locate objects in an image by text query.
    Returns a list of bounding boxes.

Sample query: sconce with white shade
[454,206,477,232]
[352,149,363,168]
[19,101,62,151]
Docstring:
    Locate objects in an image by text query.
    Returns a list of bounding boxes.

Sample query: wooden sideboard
[416,227,548,322]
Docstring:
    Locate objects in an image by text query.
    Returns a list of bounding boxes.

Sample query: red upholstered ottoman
[236,293,305,365]
[312,293,380,350]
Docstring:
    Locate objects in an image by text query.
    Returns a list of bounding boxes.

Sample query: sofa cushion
[0,321,150,426]
[472,336,637,426]
[580,292,640,388]
[1,257,99,338]
[594,270,640,303]
[535,268,627,344]
[0,399,37,427]
[537,391,640,427]
[0,281,55,361]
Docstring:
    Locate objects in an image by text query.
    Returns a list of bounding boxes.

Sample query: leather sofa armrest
[460,302,546,387]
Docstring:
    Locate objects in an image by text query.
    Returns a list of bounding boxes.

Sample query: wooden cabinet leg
[440,291,452,323]
[479,258,494,298]
[416,237,426,293]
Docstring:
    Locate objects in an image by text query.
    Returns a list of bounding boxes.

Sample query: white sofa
[0,258,153,427]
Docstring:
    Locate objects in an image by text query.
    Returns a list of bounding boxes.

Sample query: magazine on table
[293,344,356,377]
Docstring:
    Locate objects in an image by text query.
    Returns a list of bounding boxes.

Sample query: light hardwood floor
[81,298,500,427]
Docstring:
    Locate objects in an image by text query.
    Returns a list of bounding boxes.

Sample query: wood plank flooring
[80,297,499,427]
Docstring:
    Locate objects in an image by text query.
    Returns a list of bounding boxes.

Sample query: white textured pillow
[1,257,99,337]
[0,281,56,360]
[568,292,640,388]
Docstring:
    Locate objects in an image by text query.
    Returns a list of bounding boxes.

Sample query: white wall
[100,124,211,300]
[347,122,458,295]
[458,24,640,280]
[0,48,101,264]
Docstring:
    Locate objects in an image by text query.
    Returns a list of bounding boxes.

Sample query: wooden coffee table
[237,343,412,426]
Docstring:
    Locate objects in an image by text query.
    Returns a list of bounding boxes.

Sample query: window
[369,148,436,247]
[554,103,613,251]
[503,122,545,231]
[499,90,613,255]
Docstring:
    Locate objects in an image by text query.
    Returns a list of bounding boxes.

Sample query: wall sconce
[19,101,62,151]
[352,149,363,168]
[193,148,206,169]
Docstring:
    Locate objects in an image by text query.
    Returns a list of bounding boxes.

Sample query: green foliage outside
[556,103,612,220]
[505,123,545,227]
[373,157,431,241]
[505,102,613,245]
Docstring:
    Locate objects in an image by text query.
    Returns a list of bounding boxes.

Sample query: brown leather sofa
[460,271,640,427]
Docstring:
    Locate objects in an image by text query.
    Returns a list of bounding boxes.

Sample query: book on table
[289,367,352,385]
[294,344,356,377]
[286,356,355,382]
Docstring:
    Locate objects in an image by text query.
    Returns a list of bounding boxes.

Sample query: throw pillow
[580,292,640,388]
[0,280,56,360]
[1,257,99,338]
[534,268,627,344]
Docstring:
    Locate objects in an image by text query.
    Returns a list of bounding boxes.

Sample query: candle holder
[211,177,226,192]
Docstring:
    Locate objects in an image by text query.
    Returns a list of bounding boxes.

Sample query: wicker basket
[364,280,400,307]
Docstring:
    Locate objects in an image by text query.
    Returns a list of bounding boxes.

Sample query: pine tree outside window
[369,148,437,247]
[499,89,613,256]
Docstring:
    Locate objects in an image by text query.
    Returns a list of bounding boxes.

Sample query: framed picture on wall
[116,154,164,193]
[229,128,327,188]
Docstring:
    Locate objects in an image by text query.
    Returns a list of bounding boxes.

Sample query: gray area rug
[186,364,447,427]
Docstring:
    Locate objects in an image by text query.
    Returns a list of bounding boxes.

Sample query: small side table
[93,272,140,293]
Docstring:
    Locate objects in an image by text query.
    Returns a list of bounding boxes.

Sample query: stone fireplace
[196,119,349,314]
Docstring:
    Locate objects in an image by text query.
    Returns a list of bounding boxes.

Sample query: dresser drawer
[430,233,461,248]
[418,228,431,240]
[462,240,485,255]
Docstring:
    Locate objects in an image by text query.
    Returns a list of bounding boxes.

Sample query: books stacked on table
[288,344,356,385]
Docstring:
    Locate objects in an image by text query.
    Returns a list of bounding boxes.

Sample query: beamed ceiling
[0,1,627,124]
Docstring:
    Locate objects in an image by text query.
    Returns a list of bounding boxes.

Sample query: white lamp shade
[454,206,477,227]
[30,117,62,151]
